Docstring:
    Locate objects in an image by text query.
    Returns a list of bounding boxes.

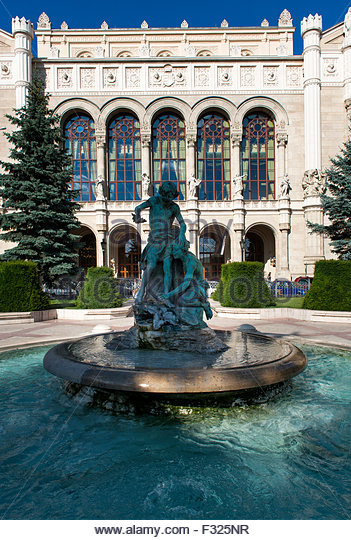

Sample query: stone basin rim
[43,331,307,395]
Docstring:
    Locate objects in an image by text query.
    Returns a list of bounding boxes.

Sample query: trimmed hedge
[76,266,122,309]
[215,262,275,308]
[303,260,351,311]
[0,261,50,312]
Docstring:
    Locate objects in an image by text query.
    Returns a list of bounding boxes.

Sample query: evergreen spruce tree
[309,137,351,259]
[0,78,81,284]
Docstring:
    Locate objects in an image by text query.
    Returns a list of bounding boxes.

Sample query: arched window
[64,114,97,202]
[199,226,230,280]
[197,50,212,57]
[241,112,275,200]
[152,114,186,200]
[108,115,141,201]
[157,51,172,57]
[197,114,230,201]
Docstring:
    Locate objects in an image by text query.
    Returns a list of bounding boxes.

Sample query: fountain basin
[43,330,307,396]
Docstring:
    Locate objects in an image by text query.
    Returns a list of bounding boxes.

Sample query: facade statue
[302,169,327,197]
[280,174,292,198]
[110,258,116,277]
[233,174,244,198]
[187,173,202,199]
[141,172,152,198]
[95,175,105,201]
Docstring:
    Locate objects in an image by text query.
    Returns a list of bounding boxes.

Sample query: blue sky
[0,0,350,54]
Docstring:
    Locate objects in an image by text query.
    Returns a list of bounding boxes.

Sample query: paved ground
[0,313,350,352]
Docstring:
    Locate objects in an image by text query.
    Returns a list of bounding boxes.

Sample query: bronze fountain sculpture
[44,181,307,404]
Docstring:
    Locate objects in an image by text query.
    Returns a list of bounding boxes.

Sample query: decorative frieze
[194,66,210,87]
[57,68,73,88]
[263,66,278,86]
[49,46,59,58]
[126,67,141,88]
[80,68,95,89]
[94,46,105,58]
[286,66,302,87]
[217,67,232,86]
[148,65,186,87]
[240,66,255,87]
[323,58,338,77]
[103,67,119,88]
[0,62,11,79]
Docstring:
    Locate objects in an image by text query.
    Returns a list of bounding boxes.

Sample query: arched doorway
[200,224,231,280]
[109,225,141,278]
[75,226,97,273]
[244,225,276,277]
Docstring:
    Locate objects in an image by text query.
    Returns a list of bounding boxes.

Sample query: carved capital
[95,134,106,147]
[141,134,151,147]
[231,132,242,148]
[276,132,288,147]
[186,134,196,147]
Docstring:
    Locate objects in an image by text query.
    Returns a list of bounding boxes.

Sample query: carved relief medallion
[195,67,210,87]
[263,66,278,86]
[218,67,232,86]
[57,68,73,88]
[103,68,119,88]
[240,66,255,87]
[126,67,141,88]
[80,68,95,89]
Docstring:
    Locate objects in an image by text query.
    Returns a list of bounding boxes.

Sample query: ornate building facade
[0,9,350,280]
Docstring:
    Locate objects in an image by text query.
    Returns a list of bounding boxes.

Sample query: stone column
[278,196,291,278]
[231,132,244,261]
[301,14,322,171]
[141,133,151,178]
[302,194,325,274]
[301,14,324,273]
[343,9,351,135]
[95,133,108,267]
[12,17,33,109]
[276,133,288,185]
[185,200,200,257]
[232,197,245,262]
[231,132,241,195]
[186,133,196,179]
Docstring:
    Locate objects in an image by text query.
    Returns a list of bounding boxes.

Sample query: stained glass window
[152,114,186,200]
[64,114,97,202]
[197,114,230,201]
[108,115,141,201]
[241,113,275,200]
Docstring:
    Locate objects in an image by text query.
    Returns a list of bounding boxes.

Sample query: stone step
[0,312,34,324]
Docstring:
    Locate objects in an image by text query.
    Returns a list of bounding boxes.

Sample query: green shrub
[216,262,275,308]
[303,260,351,311]
[211,278,224,302]
[76,267,122,309]
[0,261,50,312]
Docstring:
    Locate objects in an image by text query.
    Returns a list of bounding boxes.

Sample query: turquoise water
[0,344,350,520]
